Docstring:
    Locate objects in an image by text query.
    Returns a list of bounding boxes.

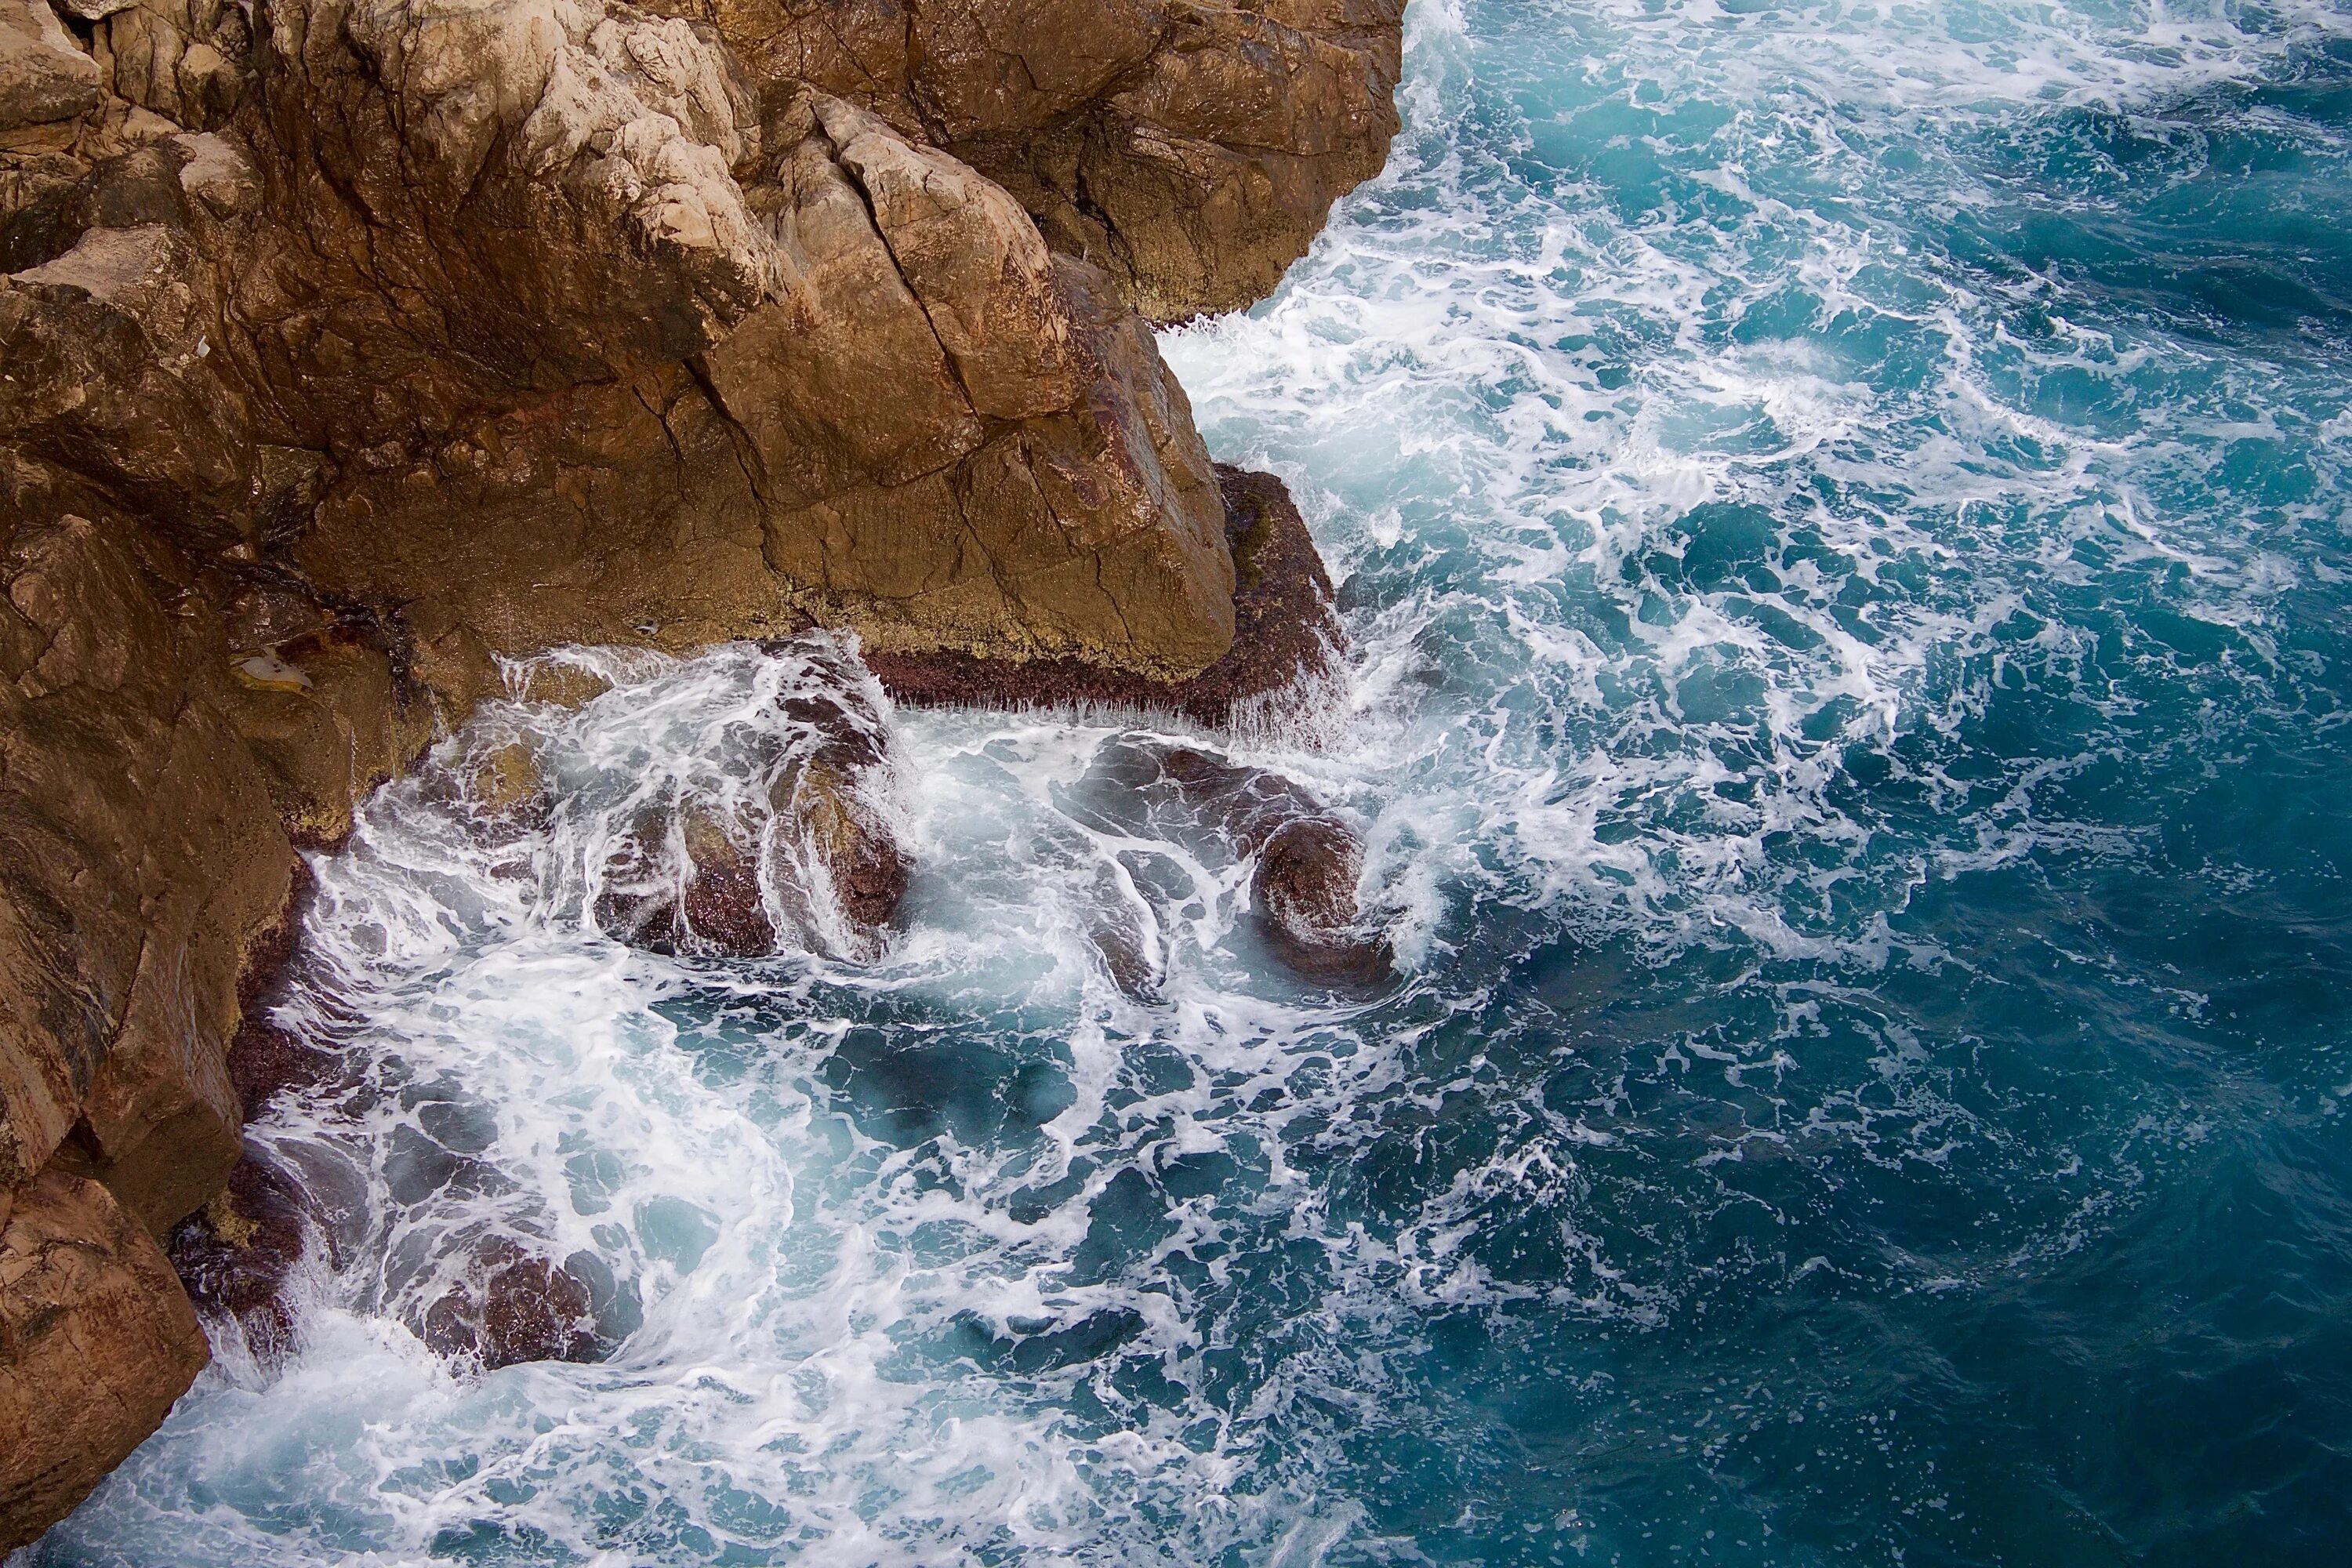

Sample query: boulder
[768,648,909,932]
[1252,812,1385,982]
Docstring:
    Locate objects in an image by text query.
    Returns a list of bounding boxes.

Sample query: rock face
[648,0,1407,320]
[868,464,1348,724]
[0,0,1398,1548]
[0,1171,209,1538]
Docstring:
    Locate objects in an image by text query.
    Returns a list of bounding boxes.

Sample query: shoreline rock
[866,465,1346,728]
[0,0,1402,1547]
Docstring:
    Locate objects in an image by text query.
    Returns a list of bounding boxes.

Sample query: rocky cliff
[0,0,1401,1545]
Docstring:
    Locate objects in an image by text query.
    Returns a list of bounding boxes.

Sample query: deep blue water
[31,2,2352,1564]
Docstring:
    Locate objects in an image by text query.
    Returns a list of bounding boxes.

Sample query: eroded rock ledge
[0,0,1400,1546]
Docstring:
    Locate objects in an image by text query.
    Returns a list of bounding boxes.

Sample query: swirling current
[27,2,2352,1564]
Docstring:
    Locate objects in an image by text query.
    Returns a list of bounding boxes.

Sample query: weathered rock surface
[0,1170,208,1552]
[1,0,1396,1546]
[0,0,100,141]
[869,463,1346,724]
[650,0,1408,319]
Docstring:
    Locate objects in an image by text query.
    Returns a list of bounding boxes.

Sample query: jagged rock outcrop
[645,0,1407,319]
[0,0,1399,1548]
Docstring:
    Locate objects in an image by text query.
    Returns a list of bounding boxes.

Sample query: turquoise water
[32,2,2352,1564]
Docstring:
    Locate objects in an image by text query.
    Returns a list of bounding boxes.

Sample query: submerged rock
[595,642,909,957]
[1069,736,1391,987]
[1081,858,1167,1004]
[419,1240,603,1371]
[1253,815,1388,984]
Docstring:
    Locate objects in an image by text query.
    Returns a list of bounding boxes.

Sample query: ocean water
[29,2,2352,1563]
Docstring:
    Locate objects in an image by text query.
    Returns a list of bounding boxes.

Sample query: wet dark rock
[166,1150,310,1361]
[1080,860,1165,1002]
[597,803,779,957]
[775,756,909,931]
[458,737,551,833]
[677,843,778,955]
[599,652,909,956]
[1254,816,1390,984]
[420,1240,603,1370]
[1071,736,1391,985]
[867,466,1346,728]
[768,643,909,932]
[416,1098,499,1156]
[225,1018,338,1123]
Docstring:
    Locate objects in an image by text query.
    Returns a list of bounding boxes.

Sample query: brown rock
[597,799,777,956]
[1069,732,1388,985]
[768,640,909,933]
[597,649,909,955]
[677,804,780,953]
[217,624,436,848]
[89,0,256,132]
[0,0,102,143]
[1252,812,1385,982]
[225,1016,339,1122]
[419,1238,602,1370]
[778,753,908,931]
[0,1170,209,1553]
[661,0,1406,320]
[462,735,551,827]
[0,496,296,1227]
[1,220,256,542]
[867,464,1345,727]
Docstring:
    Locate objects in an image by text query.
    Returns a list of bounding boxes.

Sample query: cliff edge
[0,0,1401,1544]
